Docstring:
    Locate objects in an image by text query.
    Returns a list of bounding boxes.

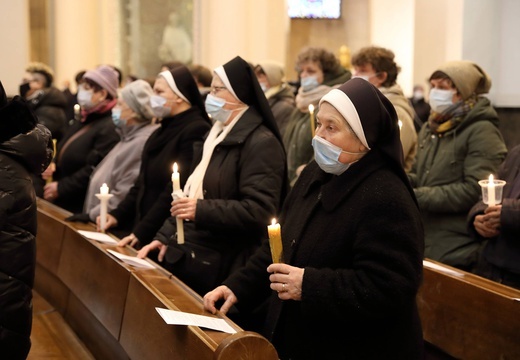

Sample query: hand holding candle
[308,104,315,137]
[267,218,283,263]
[171,163,185,244]
[478,174,506,207]
[95,183,113,233]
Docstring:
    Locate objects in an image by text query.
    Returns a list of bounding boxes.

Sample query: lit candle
[74,104,81,120]
[398,119,403,130]
[95,183,113,233]
[308,104,316,137]
[171,163,184,244]
[46,139,58,185]
[267,218,283,263]
[487,174,495,207]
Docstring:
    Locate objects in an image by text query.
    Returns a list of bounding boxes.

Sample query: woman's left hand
[267,263,305,301]
[170,198,197,221]
[43,181,59,201]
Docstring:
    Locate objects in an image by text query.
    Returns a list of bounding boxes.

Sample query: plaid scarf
[428,95,477,134]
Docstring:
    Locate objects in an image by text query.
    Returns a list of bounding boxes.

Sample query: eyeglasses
[210,86,227,95]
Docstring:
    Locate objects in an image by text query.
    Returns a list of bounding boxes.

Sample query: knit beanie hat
[432,60,492,100]
[121,79,154,121]
[0,81,38,143]
[258,61,285,87]
[83,65,119,98]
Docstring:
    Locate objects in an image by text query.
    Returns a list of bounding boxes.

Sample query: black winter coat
[110,107,211,243]
[155,108,287,296]
[53,111,119,213]
[0,124,52,359]
[27,87,68,141]
[224,151,425,360]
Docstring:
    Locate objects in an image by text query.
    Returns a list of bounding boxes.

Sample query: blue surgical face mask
[259,82,268,93]
[312,136,367,175]
[150,95,171,119]
[205,94,234,123]
[300,75,320,92]
[111,108,123,127]
[429,88,456,114]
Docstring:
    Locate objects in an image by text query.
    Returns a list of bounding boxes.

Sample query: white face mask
[429,88,456,114]
[150,95,171,119]
[77,87,94,110]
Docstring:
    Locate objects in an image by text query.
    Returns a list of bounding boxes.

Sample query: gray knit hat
[258,61,285,87]
[121,79,154,121]
[432,60,491,100]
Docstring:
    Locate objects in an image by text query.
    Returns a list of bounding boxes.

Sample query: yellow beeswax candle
[267,218,283,263]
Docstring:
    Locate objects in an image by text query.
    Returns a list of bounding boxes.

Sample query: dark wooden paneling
[57,227,130,338]
[418,260,520,360]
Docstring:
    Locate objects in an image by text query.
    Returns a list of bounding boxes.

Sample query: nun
[137,56,288,297]
[203,78,425,360]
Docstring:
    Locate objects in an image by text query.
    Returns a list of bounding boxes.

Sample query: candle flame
[271,218,277,226]
[398,120,403,130]
[100,183,109,194]
[308,104,314,113]
[173,162,178,173]
[488,174,494,184]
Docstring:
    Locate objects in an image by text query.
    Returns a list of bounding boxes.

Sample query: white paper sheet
[106,249,155,269]
[423,260,464,277]
[155,307,237,334]
[78,230,118,244]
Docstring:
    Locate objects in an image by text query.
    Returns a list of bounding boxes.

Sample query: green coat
[408,97,507,270]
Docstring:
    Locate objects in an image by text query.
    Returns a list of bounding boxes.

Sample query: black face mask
[19,82,30,98]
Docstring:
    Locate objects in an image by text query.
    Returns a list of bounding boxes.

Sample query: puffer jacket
[27,87,68,141]
[408,97,507,270]
[0,124,52,359]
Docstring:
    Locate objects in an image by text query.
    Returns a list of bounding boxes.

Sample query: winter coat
[224,151,424,360]
[379,84,417,172]
[155,107,287,296]
[0,124,52,359]
[267,85,296,137]
[27,87,68,141]
[110,107,211,243]
[83,122,159,221]
[409,97,507,270]
[53,111,119,213]
[468,144,520,274]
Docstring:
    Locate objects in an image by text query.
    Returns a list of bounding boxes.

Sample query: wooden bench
[418,260,520,360]
[34,199,278,360]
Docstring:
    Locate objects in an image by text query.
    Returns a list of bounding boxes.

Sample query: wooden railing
[418,260,520,359]
[34,199,278,360]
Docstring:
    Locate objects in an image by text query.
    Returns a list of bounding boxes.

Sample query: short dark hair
[188,64,212,87]
[351,46,400,87]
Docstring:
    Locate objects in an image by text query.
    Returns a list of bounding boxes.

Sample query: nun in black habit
[203,78,425,360]
[138,56,288,297]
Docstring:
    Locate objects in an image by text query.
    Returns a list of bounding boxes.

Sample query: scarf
[295,84,333,112]
[81,98,117,122]
[428,95,477,134]
[183,107,248,199]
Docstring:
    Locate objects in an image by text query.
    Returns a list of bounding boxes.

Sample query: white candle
[487,174,495,207]
[95,183,113,233]
[308,104,315,137]
[171,163,184,244]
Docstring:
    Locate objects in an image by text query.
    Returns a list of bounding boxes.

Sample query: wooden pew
[418,260,520,360]
[34,199,278,360]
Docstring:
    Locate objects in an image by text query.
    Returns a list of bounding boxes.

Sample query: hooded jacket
[0,124,52,359]
[409,97,507,270]
[379,84,417,172]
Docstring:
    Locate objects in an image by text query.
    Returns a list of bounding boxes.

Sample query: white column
[0,0,30,96]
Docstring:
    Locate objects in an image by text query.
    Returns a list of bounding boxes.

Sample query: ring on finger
[282,283,286,292]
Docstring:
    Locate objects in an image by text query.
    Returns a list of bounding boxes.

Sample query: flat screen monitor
[288,0,341,19]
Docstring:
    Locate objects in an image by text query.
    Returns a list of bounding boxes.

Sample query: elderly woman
[137,56,288,297]
[65,80,159,227]
[204,78,425,359]
[283,47,351,185]
[43,65,120,213]
[102,65,211,244]
[408,60,507,271]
